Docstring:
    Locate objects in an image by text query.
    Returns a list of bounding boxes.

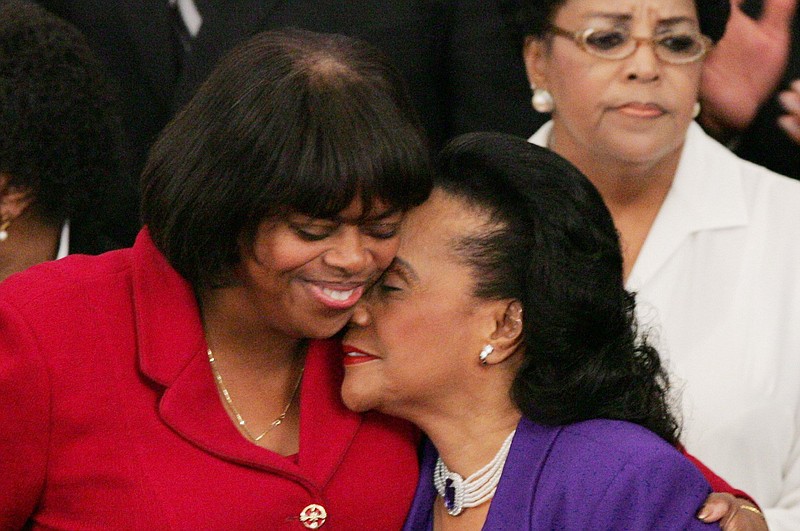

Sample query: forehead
[556,0,698,23]
[398,190,486,259]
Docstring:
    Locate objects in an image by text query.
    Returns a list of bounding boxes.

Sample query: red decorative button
[299,504,327,529]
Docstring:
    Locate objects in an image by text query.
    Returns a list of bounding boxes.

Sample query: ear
[484,300,524,365]
[0,173,34,222]
[523,36,549,90]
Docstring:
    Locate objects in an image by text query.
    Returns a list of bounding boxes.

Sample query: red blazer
[0,230,419,530]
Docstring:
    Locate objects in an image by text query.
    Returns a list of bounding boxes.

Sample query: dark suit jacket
[36,1,539,243]
[172,0,537,148]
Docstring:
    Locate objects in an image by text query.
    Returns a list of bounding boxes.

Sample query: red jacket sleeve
[0,298,49,529]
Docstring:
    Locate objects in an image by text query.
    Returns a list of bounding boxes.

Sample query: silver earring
[479,344,494,365]
[692,101,701,119]
[532,88,554,113]
[0,219,10,242]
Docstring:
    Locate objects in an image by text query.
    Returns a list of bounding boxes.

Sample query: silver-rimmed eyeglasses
[548,25,712,65]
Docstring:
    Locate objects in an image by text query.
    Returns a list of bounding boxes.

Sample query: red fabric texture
[0,229,419,530]
[680,445,758,506]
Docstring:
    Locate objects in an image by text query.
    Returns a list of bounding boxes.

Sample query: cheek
[370,238,401,270]
[254,241,324,274]
[367,301,435,364]
[678,68,702,105]
[548,51,598,95]
[550,65,608,122]
[395,304,462,353]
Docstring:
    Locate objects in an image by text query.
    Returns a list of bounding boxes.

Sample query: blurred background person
[41,0,794,246]
[33,0,536,245]
[698,0,799,178]
[0,0,125,282]
[0,28,433,529]
[500,0,800,527]
[343,133,758,530]
[778,79,800,142]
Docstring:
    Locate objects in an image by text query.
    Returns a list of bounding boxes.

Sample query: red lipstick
[342,344,379,366]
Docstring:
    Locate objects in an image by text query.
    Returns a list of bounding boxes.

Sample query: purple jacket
[403,417,719,530]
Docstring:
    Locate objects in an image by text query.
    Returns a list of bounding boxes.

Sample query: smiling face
[524,0,703,170]
[340,190,514,420]
[234,197,404,340]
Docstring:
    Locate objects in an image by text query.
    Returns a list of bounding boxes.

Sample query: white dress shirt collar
[529,121,749,288]
[56,219,70,259]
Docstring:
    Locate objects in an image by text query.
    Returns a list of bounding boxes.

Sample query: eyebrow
[389,256,419,283]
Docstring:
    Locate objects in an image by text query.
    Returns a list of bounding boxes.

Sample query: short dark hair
[499,0,730,47]
[141,28,433,290]
[436,132,680,445]
[0,0,124,227]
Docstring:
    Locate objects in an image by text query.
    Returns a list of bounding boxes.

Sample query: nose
[323,227,372,274]
[347,298,372,328]
[625,38,660,82]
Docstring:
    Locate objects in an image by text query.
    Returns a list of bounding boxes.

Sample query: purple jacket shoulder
[404,417,718,530]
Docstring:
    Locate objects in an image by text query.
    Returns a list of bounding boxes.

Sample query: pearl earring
[532,88,554,113]
[0,219,10,242]
[692,101,701,119]
[479,344,494,365]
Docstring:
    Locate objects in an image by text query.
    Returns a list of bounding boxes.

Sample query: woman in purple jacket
[340,132,749,530]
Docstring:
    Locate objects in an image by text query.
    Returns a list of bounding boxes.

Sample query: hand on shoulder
[697,492,768,531]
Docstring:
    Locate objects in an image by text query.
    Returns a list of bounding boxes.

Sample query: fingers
[697,492,736,523]
[724,504,769,531]
[761,0,798,32]
[778,79,800,144]
[696,494,768,530]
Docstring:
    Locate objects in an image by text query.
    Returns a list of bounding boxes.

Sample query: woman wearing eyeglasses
[500,0,800,529]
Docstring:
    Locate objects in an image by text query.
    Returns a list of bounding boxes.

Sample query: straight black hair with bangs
[141,28,433,289]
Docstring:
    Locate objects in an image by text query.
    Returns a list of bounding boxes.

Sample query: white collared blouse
[531,121,800,531]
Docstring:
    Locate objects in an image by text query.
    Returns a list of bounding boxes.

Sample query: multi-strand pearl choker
[433,430,516,516]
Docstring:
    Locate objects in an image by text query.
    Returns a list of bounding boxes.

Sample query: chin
[608,129,684,163]
[340,388,370,414]
[340,376,379,414]
[299,316,351,339]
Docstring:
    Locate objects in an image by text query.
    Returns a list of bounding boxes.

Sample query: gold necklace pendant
[207,348,304,442]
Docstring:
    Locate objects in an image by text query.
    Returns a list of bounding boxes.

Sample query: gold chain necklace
[207,348,304,443]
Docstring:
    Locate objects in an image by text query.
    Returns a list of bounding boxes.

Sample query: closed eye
[379,282,403,293]
[295,229,330,241]
[290,221,337,241]
[374,265,409,295]
[364,223,400,240]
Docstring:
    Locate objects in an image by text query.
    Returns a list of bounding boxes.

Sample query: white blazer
[531,121,800,531]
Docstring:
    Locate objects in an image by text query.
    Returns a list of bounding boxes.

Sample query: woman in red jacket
[0,25,432,530]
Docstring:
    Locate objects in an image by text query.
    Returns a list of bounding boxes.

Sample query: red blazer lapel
[297,339,362,487]
[131,229,361,484]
